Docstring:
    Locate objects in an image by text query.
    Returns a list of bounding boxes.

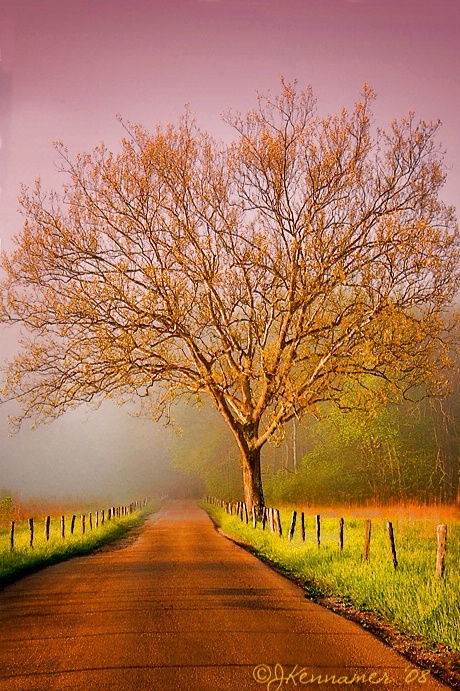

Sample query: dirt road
[0,501,451,690]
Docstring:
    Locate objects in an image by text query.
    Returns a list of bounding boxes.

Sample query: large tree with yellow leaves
[1,82,458,513]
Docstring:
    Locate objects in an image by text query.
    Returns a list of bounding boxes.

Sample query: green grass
[0,503,156,589]
[204,502,460,652]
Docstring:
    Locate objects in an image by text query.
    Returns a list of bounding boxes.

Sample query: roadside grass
[204,502,460,652]
[0,503,156,589]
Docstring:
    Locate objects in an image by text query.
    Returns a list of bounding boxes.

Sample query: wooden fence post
[387,521,398,569]
[61,515,65,539]
[268,508,274,532]
[288,511,297,541]
[252,507,257,529]
[29,518,34,548]
[315,514,321,547]
[261,507,267,530]
[9,521,14,551]
[364,519,372,561]
[44,515,51,542]
[70,515,76,534]
[89,513,93,530]
[95,511,99,528]
[272,509,277,534]
[339,517,344,551]
[101,509,105,525]
[436,524,447,578]
[275,509,283,537]
[81,514,86,535]
[301,512,305,542]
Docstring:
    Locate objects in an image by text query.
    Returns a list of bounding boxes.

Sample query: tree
[1,81,458,514]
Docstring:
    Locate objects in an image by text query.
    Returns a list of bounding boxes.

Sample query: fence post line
[9,521,15,551]
[364,519,372,561]
[61,515,65,539]
[95,511,99,528]
[81,514,86,535]
[387,521,398,569]
[436,524,447,578]
[89,513,93,530]
[70,515,76,534]
[315,514,321,547]
[44,515,51,542]
[29,518,34,548]
[301,512,306,542]
[339,517,344,551]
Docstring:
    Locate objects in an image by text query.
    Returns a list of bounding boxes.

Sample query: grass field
[204,501,460,653]
[0,503,156,589]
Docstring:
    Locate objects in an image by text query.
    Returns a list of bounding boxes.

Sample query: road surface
[0,500,451,690]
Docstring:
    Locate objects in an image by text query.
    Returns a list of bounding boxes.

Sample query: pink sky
[0,0,459,250]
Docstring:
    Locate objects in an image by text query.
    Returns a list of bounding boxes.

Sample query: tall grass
[0,504,155,588]
[205,502,460,652]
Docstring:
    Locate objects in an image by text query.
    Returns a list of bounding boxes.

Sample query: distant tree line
[171,372,460,506]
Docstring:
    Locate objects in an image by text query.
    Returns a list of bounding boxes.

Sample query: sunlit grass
[205,502,460,651]
[0,503,156,588]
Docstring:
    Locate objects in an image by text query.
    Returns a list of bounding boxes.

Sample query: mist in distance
[0,398,204,504]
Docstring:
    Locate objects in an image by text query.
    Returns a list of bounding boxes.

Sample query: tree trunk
[241,447,265,517]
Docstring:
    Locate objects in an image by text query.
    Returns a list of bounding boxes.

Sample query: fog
[0,313,206,503]
[0,397,205,503]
